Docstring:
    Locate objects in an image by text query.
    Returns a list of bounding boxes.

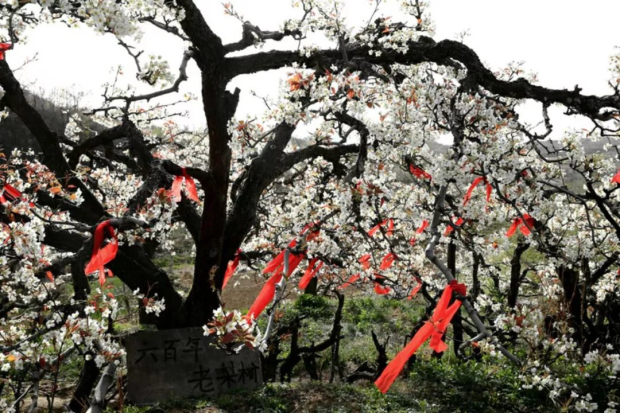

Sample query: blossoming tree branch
[0,0,619,411]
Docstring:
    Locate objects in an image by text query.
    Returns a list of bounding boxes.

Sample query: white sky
[5,0,620,138]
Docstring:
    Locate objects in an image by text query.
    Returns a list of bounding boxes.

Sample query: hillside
[0,89,74,152]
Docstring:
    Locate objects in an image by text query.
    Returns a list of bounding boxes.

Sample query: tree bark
[508,240,529,308]
[68,359,99,413]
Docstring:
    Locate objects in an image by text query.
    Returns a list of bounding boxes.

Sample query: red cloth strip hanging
[84,220,118,286]
[169,167,200,203]
[368,219,388,237]
[416,220,429,234]
[246,272,283,322]
[444,217,464,236]
[463,176,493,206]
[506,214,535,237]
[379,252,397,270]
[222,249,241,290]
[374,282,391,295]
[407,277,422,300]
[247,241,305,322]
[375,281,466,393]
[409,165,432,180]
[359,254,372,270]
[338,273,361,289]
[298,258,323,289]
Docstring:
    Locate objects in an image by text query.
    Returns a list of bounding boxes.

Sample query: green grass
[152,254,194,269]
[90,292,615,412]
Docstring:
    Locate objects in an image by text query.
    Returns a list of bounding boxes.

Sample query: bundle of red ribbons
[506,214,535,237]
[463,176,492,206]
[84,220,118,286]
[298,257,323,290]
[375,280,466,393]
[169,167,200,203]
[246,240,305,322]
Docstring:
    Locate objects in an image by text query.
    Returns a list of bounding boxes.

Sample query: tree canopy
[0,1,619,412]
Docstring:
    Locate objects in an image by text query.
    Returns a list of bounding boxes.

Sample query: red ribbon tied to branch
[247,240,305,322]
[222,249,241,290]
[368,219,394,237]
[463,176,492,206]
[407,276,423,300]
[505,214,535,237]
[368,219,387,237]
[416,220,429,234]
[338,273,360,290]
[0,43,11,60]
[84,220,118,286]
[169,167,200,203]
[298,257,323,289]
[374,281,391,295]
[261,240,303,277]
[0,183,22,204]
[300,221,321,241]
[359,254,372,270]
[611,170,620,184]
[409,165,432,180]
[379,252,397,270]
[375,280,466,393]
[444,217,464,236]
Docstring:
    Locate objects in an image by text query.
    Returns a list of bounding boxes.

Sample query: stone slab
[125,327,263,404]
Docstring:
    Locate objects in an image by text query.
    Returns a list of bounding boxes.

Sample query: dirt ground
[221,272,301,310]
[170,264,300,311]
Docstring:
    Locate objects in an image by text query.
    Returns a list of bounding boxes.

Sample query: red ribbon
[0,43,11,60]
[409,165,432,180]
[169,167,200,203]
[359,254,372,270]
[416,220,429,234]
[262,240,303,277]
[300,221,321,241]
[444,217,464,236]
[386,218,394,237]
[222,249,241,290]
[338,273,360,289]
[374,281,391,295]
[375,281,466,393]
[368,219,388,237]
[449,279,467,296]
[506,214,535,237]
[246,272,283,322]
[463,176,493,206]
[612,171,620,184]
[298,258,323,289]
[379,252,397,270]
[84,220,118,286]
[407,276,422,300]
[0,183,22,204]
[247,240,305,322]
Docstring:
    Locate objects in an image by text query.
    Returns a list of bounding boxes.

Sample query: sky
[5,0,620,139]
